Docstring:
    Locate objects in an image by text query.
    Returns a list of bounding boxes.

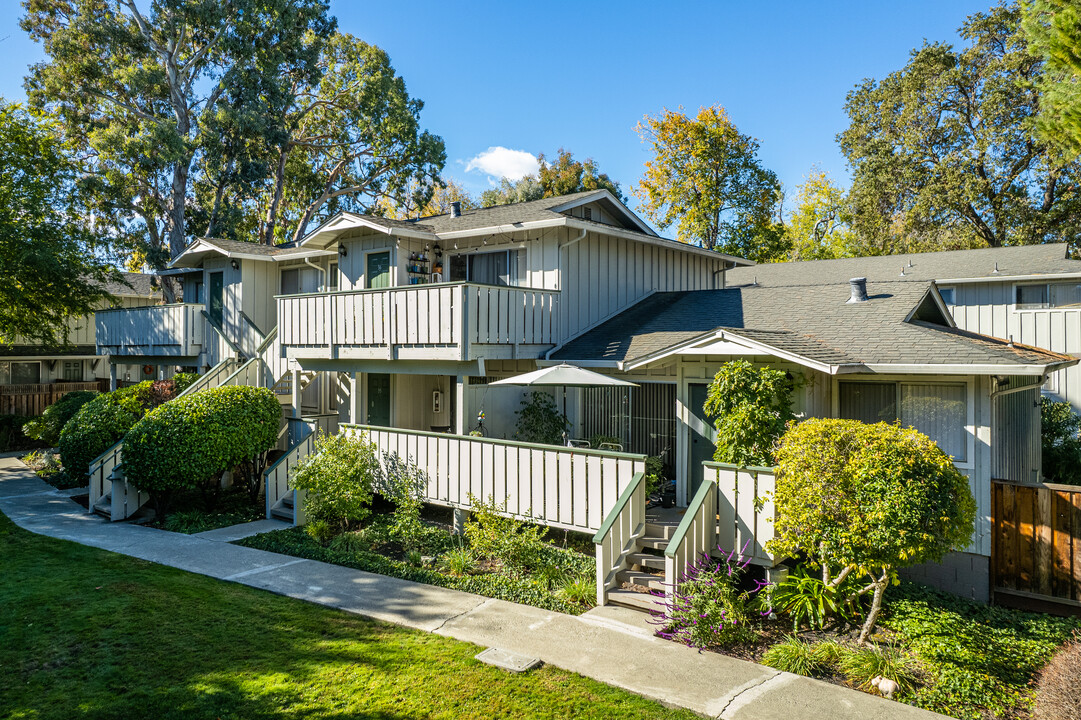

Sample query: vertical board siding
[594,473,646,605]
[95,304,203,356]
[709,463,777,565]
[993,480,1081,605]
[343,424,645,534]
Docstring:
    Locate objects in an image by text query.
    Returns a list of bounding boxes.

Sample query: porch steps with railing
[270,487,295,523]
[270,370,316,397]
[606,513,681,614]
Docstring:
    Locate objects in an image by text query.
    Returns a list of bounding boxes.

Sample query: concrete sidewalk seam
[222,558,309,581]
[433,596,497,633]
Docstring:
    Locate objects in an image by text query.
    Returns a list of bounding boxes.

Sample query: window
[1016,282,1081,309]
[447,249,524,287]
[839,381,968,462]
[1,361,42,385]
[62,361,83,382]
[328,262,339,291]
[938,287,955,306]
[280,267,323,295]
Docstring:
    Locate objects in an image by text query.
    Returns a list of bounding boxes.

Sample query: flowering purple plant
[651,542,770,648]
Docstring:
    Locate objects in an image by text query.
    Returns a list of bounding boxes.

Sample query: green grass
[0,510,697,720]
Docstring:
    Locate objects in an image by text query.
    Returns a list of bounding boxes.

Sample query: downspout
[304,257,328,291]
[545,229,589,361]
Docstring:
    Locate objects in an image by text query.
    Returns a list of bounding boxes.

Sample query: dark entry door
[367,251,391,289]
[208,272,224,324]
[367,373,391,427]
[688,383,715,500]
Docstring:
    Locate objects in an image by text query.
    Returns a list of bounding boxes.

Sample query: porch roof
[550,281,1078,376]
[724,243,1081,287]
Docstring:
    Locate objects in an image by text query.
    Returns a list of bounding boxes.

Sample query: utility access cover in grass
[476,647,543,673]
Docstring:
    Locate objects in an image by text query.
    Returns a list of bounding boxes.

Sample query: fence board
[993,480,1081,606]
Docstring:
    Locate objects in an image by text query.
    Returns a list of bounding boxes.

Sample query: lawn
[0,510,697,720]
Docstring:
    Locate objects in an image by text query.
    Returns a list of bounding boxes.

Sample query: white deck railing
[96,303,205,356]
[277,283,560,357]
[664,462,778,597]
[342,424,645,534]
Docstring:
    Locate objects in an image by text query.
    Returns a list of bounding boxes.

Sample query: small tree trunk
[858,572,889,645]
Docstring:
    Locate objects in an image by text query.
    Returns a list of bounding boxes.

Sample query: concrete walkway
[0,458,945,720]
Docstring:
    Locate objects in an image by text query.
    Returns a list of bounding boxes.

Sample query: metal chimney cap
[450,201,462,218]
[847,277,869,303]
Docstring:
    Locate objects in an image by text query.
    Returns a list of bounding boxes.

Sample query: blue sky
[0,0,990,221]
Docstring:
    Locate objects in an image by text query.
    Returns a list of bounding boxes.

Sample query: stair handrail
[264,427,318,524]
[88,438,125,509]
[592,471,646,606]
[663,477,719,600]
[256,324,278,355]
[175,358,238,399]
[201,310,244,357]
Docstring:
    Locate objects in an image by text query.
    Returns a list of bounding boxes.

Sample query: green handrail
[591,471,645,544]
[201,310,243,356]
[702,460,779,473]
[343,423,647,462]
[664,477,717,558]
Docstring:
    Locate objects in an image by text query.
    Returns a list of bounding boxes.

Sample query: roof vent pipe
[450,201,462,218]
[848,277,869,303]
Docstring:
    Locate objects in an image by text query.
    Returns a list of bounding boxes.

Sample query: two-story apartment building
[93,193,1079,609]
[1,273,160,415]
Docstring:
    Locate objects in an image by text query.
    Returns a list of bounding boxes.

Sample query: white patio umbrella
[489,364,638,445]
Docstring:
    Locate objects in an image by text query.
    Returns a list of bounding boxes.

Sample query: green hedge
[123,385,280,512]
[23,390,99,447]
[58,382,155,478]
[0,414,46,453]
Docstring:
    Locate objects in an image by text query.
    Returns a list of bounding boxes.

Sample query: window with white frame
[1015,281,1081,309]
[448,249,525,286]
[839,381,968,462]
[328,262,339,291]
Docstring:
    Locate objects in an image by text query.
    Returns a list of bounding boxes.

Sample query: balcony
[96,303,205,358]
[278,283,560,362]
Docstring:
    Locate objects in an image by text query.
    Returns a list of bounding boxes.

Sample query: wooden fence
[0,381,107,417]
[992,480,1081,607]
[343,424,645,534]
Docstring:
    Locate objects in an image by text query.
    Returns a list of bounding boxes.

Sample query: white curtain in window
[901,384,967,462]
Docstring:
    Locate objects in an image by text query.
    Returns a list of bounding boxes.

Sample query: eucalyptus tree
[21,0,333,292]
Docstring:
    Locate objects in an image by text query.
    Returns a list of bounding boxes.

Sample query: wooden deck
[277,283,560,361]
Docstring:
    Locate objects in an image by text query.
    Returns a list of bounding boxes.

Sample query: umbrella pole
[563,386,568,445]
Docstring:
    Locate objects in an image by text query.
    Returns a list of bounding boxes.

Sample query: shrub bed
[0,414,47,453]
[22,390,98,447]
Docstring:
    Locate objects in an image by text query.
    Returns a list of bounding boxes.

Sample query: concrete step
[636,536,670,551]
[617,569,666,592]
[606,588,666,614]
[270,505,294,522]
[91,492,112,520]
[644,522,678,540]
[627,552,665,571]
[282,492,294,509]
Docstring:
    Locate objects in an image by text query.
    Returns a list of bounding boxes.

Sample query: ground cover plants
[0,509,697,720]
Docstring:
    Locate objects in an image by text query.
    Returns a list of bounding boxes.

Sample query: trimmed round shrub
[122,385,281,516]
[23,390,99,446]
[771,418,976,644]
[58,382,156,479]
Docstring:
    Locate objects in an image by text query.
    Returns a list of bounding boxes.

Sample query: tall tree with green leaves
[634,105,784,260]
[782,169,857,260]
[479,176,544,208]
[537,148,624,201]
[260,33,446,245]
[21,0,334,289]
[379,179,476,219]
[1022,0,1081,159]
[840,2,1081,251]
[0,102,117,347]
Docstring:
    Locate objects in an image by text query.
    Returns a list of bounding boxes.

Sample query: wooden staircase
[269,487,295,522]
[270,370,316,397]
[605,514,680,613]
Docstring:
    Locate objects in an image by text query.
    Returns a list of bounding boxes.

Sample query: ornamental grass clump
[654,544,768,648]
[771,418,975,645]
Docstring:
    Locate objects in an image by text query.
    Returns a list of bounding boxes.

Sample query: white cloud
[464,146,539,181]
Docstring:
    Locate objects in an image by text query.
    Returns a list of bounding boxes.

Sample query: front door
[367,373,391,427]
[208,272,224,324]
[366,251,391,289]
[688,383,715,500]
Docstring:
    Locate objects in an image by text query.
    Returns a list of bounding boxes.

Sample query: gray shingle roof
[552,281,1071,371]
[725,243,1080,288]
[198,237,294,256]
[102,272,160,297]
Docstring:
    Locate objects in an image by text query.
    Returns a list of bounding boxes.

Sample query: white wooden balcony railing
[96,303,205,357]
[277,283,560,361]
